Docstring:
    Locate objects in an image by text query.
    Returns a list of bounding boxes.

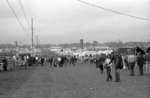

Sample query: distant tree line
[0,41,149,49]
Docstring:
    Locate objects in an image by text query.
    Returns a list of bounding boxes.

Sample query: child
[104,56,112,81]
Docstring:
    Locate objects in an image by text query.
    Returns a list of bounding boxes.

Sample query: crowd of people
[47,55,78,68]
[38,46,150,83]
[36,46,150,83]
[0,46,150,83]
[0,54,47,71]
[95,47,150,82]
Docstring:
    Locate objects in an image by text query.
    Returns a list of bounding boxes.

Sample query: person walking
[113,52,123,82]
[127,53,136,76]
[97,54,106,74]
[145,48,150,73]
[104,56,112,81]
[137,52,145,75]
[2,57,8,71]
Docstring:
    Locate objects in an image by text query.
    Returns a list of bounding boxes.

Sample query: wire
[6,0,28,32]
[77,0,150,22]
[18,0,30,26]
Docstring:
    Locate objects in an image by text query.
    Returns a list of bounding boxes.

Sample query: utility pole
[15,41,18,48]
[36,35,39,49]
[31,17,34,56]
[14,41,18,52]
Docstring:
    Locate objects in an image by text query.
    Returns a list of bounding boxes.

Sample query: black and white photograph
[0,0,150,98]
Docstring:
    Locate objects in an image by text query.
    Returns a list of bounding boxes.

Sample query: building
[80,39,84,49]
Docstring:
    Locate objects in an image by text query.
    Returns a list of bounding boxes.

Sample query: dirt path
[10,66,52,98]
[1,64,149,98]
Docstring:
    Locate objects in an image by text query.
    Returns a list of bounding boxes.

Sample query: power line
[18,0,30,26]
[77,0,150,22]
[6,0,28,32]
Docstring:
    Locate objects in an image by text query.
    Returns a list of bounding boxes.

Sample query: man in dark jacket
[137,52,145,75]
[113,52,123,82]
[2,58,8,71]
[96,54,106,74]
[145,47,150,73]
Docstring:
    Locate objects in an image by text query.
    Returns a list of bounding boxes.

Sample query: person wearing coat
[136,47,145,75]
[112,52,123,82]
[145,47,150,73]
[104,56,112,81]
[127,54,136,76]
[2,58,8,71]
[137,52,145,75]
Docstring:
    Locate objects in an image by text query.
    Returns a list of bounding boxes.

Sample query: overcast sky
[0,0,150,44]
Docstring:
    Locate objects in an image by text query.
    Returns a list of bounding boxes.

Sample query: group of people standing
[124,47,150,76]
[96,51,123,82]
[47,55,78,68]
[95,47,150,82]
